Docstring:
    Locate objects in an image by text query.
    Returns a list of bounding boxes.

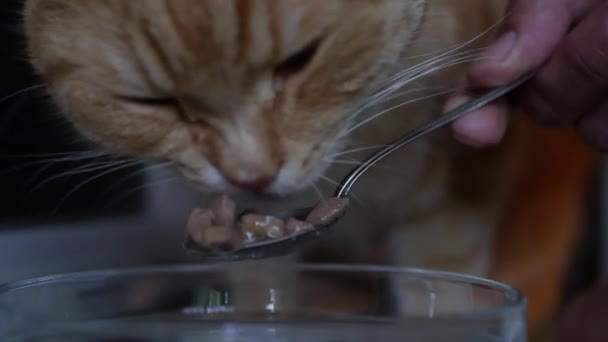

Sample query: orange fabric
[490,117,599,328]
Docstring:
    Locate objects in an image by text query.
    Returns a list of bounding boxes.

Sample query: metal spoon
[184,72,534,262]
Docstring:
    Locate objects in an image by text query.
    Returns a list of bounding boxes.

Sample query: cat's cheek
[171,154,233,193]
[268,159,331,195]
[268,165,303,195]
[199,166,231,192]
[177,167,233,194]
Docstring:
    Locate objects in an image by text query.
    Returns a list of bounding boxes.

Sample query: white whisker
[28,159,140,194]
[342,51,489,138]
[102,176,179,210]
[319,174,363,204]
[352,50,484,120]
[51,160,145,214]
[389,48,485,88]
[0,150,111,161]
[328,159,406,173]
[0,151,116,177]
[359,85,441,112]
[310,183,326,203]
[383,50,484,92]
[405,12,508,61]
[25,158,132,191]
[319,175,341,188]
[342,88,456,137]
[102,161,173,195]
[376,13,511,102]
[0,84,46,104]
[330,145,384,157]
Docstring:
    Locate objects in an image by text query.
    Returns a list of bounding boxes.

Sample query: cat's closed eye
[119,39,323,110]
[118,95,179,108]
[274,38,321,80]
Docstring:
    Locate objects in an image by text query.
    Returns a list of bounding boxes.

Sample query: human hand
[448,0,608,150]
[558,282,608,342]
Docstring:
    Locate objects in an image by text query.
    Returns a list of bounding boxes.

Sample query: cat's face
[25,0,425,195]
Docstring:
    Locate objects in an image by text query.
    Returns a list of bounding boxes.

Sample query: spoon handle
[335,72,535,198]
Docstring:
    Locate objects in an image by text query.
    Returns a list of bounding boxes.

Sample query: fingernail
[444,95,485,148]
[451,105,509,148]
[443,94,470,113]
[453,129,486,148]
[484,31,516,64]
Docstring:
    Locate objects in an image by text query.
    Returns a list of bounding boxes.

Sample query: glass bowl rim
[0,263,526,317]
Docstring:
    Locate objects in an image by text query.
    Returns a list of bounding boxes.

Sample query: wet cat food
[185,208,215,242]
[185,206,243,251]
[306,197,351,225]
[186,208,215,236]
[185,195,350,251]
[198,225,243,251]
[209,195,236,227]
[240,213,286,242]
[285,218,314,234]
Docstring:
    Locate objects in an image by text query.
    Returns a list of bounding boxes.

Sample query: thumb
[468,0,601,87]
[448,0,601,148]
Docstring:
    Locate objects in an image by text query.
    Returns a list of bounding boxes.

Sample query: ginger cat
[24,0,523,312]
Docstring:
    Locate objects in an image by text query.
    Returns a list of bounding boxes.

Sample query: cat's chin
[180,161,329,200]
[230,191,304,204]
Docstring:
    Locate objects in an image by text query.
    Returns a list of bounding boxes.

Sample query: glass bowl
[0,263,526,341]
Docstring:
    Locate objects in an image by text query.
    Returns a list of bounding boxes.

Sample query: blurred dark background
[0,0,191,288]
[0,0,144,222]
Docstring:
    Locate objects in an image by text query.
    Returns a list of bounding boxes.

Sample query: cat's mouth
[229,191,305,204]
[171,142,338,199]
[181,167,316,199]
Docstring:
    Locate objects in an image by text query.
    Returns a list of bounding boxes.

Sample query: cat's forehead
[142,0,341,66]
[115,0,394,100]
[28,0,420,105]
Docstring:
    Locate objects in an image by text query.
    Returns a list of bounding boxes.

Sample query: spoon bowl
[184,72,534,262]
[183,204,342,262]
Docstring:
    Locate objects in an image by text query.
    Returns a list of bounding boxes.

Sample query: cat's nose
[225,175,276,193]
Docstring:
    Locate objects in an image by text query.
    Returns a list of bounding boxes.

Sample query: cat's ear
[24,0,74,27]
[24,0,92,43]
[23,1,119,79]
[23,0,76,71]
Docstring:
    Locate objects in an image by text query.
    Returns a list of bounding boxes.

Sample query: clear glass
[0,263,526,341]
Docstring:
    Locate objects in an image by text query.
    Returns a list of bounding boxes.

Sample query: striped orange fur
[23,0,594,323]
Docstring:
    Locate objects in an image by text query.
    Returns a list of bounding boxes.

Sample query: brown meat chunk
[285,218,314,234]
[185,207,242,251]
[240,213,286,242]
[306,197,350,225]
[197,225,243,251]
[185,208,215,243]
[208,194,237,227]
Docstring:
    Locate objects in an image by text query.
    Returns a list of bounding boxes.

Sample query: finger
[469,0,603,87]
[576,100,608,151]
[448,0,600,147]
[518,1,608,126]
[447,94,509,147]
